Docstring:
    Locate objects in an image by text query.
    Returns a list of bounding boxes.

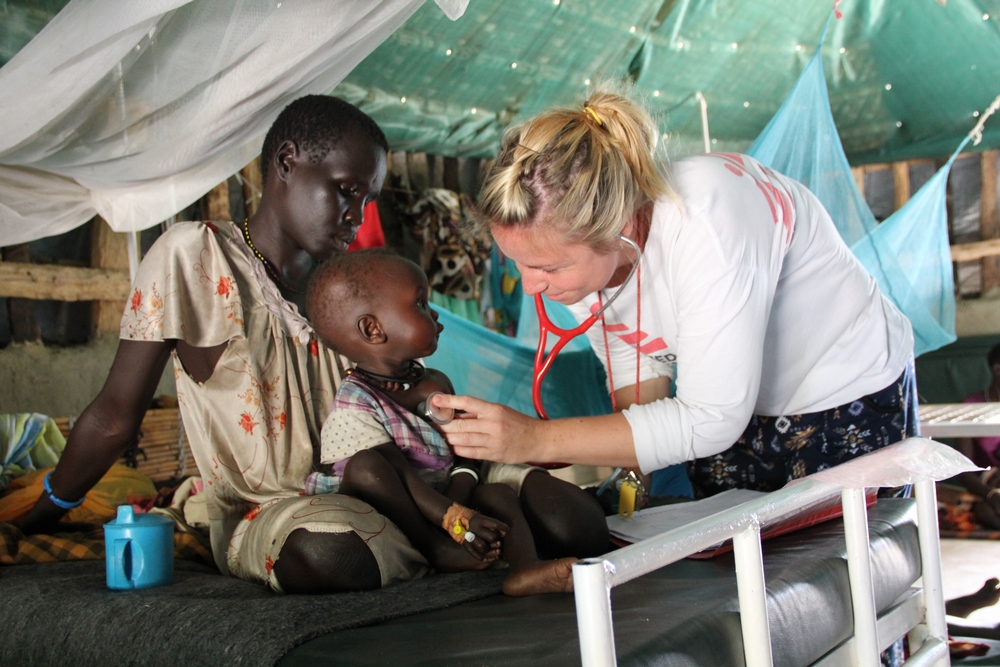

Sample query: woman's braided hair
[477,84,672,249]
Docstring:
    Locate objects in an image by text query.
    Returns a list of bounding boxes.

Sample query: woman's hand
[433,394,545,464]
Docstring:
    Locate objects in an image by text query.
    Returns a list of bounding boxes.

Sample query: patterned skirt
[688,362,919,498]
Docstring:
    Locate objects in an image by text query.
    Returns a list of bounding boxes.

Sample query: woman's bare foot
[501,557,578,597]
[947,578,1000,618]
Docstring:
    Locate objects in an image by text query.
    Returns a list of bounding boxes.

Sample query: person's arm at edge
[19,339,174,534]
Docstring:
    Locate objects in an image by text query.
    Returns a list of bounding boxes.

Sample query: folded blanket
[0,521,213,566]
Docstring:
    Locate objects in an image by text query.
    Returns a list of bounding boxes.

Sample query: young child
[305,249,582,596]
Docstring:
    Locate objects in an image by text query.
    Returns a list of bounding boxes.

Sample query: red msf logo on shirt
[590,303,668,354]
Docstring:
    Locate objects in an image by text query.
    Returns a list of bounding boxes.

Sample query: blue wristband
[43,472,85,510]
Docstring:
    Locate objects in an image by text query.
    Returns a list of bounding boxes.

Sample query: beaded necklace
[242,218,305,295]
[347,360,428,392]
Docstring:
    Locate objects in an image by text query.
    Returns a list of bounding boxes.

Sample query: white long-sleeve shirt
[566,154,913,474]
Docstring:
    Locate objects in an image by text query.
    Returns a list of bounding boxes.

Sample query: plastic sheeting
[801,437,978,488]
[0,0,467,245]
[748,26,959,356]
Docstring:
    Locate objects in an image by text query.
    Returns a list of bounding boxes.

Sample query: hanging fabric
[0,0,468,245]
[747,15,957,355]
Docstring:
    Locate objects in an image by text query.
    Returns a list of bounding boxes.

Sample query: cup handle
[114,538,132,586]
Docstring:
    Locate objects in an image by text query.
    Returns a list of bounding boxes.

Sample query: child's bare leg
[471,483,576,596]
[364,444,508,558]
[340,447,499,572]
[519,471,609,558]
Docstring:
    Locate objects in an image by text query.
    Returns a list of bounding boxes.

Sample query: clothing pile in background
[0,413,212,566]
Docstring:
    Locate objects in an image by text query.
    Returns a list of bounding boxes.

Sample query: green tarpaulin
[3,0,999,163]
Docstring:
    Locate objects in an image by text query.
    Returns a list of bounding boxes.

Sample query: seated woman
[304,250,608,596]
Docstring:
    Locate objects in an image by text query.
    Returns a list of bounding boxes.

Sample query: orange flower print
[244,505,261,521]
[130,289,142,312]
[278,412,287,430]
[265,555,275,575]
[309,339,319,358]
[239,412,259,435]
[217,276,233,298]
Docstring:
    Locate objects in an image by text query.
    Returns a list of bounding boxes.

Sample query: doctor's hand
[432,394,544,464]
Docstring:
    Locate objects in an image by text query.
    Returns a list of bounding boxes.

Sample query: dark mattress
[279,498,921,667]
[0,499,919,667]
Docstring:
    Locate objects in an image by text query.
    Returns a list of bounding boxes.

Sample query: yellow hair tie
[583,106,604,127]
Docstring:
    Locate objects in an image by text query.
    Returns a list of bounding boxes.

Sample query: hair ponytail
[477,82,672,248]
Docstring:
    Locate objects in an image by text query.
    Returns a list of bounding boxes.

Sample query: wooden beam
[952,238,1000,263]
[240,157,263,217]
[90,216,129,333]
[2,244,41,342]
[443,157,460,192]
[981,150,1000,292]
[0,262,130,301]
[892,162,911,211]
[406,153,430,192]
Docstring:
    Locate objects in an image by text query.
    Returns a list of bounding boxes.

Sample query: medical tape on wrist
[442,503,477,543]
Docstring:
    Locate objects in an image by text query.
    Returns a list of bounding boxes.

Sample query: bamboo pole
[981,151,1000,292]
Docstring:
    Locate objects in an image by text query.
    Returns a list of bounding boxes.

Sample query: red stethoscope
[531,235,643,420]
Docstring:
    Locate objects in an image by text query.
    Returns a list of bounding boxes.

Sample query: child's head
[307,250,443,370]
[260,96,390,261]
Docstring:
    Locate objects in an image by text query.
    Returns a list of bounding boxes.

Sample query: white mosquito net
[0,0,467,246]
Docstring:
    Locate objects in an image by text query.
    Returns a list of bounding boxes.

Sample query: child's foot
[430,538,501,573]
[501,557,578,597]
[947,578,1000,618]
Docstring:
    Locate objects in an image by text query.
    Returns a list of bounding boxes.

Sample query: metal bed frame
[920,402,1000,438]
[571,437,951,667]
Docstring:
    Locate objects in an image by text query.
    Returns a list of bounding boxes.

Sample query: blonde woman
[435,88,917,496]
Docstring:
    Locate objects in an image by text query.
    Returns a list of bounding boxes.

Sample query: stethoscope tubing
[531,236,643,420]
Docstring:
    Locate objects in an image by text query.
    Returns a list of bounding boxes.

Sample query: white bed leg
[574,559,617,667]
[842,487,881,667]
[914,478,950,667]
[733,522,773,667]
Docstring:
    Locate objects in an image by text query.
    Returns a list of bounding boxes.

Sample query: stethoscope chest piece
[418,391,454,425]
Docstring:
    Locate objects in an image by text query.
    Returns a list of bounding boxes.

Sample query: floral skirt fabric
[688,362,919,498]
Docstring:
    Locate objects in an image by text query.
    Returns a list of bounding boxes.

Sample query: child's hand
[464,513,508,560]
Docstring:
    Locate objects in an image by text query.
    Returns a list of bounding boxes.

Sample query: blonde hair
[478,84,672,248]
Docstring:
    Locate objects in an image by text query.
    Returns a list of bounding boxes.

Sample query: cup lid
[106,504,173,527]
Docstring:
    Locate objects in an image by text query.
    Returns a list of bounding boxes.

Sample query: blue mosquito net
[748,25,957,355]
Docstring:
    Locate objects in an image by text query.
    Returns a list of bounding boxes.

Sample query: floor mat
[0,559,506,667]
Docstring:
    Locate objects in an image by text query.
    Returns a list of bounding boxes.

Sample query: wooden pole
[851,166,866,199]
[443,157,461,192]
[202,180,232,221]
[90,216,130,333]
[240,157,263,218]
[981,150,1000,293]
[892,162,911,211]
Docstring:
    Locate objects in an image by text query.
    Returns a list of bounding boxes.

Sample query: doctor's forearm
[536,413,639,468]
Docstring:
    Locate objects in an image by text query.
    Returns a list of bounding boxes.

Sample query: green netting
[336,0,1000,162]
[3,0,999,163]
